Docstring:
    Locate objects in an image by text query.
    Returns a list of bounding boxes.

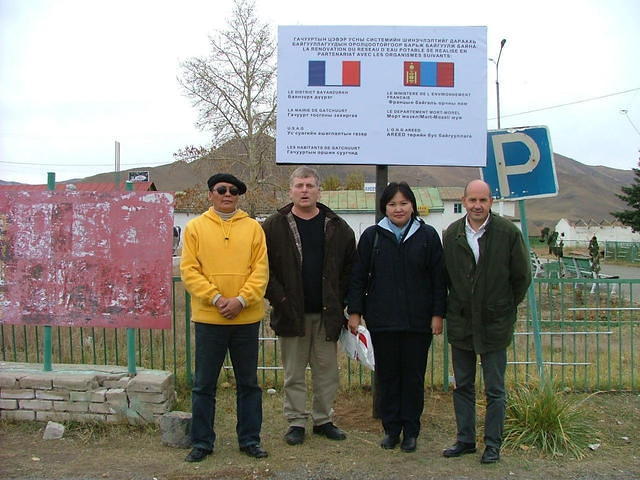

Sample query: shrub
[503,383,595,459]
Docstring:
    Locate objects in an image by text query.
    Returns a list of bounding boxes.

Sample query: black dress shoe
[313,422,347,440]
[184,447,212,462]
[442,441,477,457]
[480,445,500,464]
[240,444,268,458]
[284,426,305,445]
[401,436,417,452]
[380,434,400,449]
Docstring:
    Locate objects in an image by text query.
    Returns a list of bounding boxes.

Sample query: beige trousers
[280,313,339,428]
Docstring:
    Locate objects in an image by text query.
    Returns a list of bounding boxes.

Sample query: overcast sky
[1,0,639,185]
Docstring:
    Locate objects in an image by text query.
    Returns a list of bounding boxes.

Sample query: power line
[0,160,176,167]
[490,87,640,120]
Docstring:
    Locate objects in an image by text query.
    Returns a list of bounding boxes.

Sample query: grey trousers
[279,313,339,428]
[451,347,507,448]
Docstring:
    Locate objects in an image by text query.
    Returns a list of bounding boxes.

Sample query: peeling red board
[0,191,174,329]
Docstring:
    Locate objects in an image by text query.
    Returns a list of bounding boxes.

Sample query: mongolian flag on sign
[308,60,361,87]
[404,61,454,87]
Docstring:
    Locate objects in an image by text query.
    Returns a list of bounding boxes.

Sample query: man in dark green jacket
[442,179,531,464]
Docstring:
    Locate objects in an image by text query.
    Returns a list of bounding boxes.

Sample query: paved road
[601,263,640,280]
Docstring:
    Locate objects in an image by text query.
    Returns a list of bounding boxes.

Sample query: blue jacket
[347,217,446,333]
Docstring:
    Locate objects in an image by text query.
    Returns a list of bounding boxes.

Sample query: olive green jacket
[443,213,531,353]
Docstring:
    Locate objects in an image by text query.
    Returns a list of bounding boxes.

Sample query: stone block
[103,377,131,389]
[53,401,89,413]
[0,371,19,388]
[124,406,153,425]
[127,372,173,393]
[0,399,18,410]
[19,374,53,390]
[1,409,36,421]
[36,390,70,401]
[105,388,128,410]
[89,402,117,414]
[159,411,192,448]
[1,389,35,400]
[68,413,106,423]
[128,391,169,404]
[53,374,99,391]
[36,411,71,422]
[90,388,107,402]
[95,372,129,386]
[69,391,93,402]
[43,421,65,440]
[19,399,53,411]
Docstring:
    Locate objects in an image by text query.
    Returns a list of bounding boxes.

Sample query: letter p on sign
[482,126,558,200]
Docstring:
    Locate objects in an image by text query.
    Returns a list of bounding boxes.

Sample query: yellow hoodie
[180,208,268,325]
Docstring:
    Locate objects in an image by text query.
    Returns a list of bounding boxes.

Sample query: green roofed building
[318,186,505,239]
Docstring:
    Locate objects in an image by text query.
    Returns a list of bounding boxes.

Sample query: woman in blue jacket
[347,182,446,453]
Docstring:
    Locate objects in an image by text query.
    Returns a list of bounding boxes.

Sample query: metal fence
[530,239,640,263]
[1,277,639,392]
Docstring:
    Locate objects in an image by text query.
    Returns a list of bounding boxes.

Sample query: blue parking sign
[482,126,558,200]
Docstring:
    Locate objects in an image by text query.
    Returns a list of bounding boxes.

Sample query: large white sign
[277,26,487,166]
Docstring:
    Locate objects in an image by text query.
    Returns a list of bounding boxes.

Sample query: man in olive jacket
[442,180,531,464]
[262,166,356,446]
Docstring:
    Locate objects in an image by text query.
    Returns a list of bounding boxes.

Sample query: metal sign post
[482,126,558,381]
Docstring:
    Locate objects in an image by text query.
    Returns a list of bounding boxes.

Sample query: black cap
[207,173,247,195]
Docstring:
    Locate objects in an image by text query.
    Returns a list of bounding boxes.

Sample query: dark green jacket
[262,203,356,341]
[443,213,531,353]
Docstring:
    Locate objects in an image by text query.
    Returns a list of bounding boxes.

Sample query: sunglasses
[212,186,239,196]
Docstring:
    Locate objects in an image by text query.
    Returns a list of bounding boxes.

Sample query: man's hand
[431,316,443,335]
[347,313,362,334]
[215,297,243,319]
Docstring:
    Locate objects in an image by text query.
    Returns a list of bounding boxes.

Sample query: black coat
[347,218,446,333]
[262,203,356,341]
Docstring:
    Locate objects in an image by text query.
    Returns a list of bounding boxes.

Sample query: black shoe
[240,444,268,459]
[442,441,477,457]
[380,434,400,449]
[480,446,500,464]
[284,426,305,445]
[401,436,417,453]
[184,447,212,462]
[312,422,346,441]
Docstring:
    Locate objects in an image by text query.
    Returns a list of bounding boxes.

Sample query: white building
[555,218,640,243]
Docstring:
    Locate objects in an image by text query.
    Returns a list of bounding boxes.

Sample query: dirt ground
[1,389,639,480]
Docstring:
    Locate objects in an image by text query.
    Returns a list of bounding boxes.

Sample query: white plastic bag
[339,325,375,371]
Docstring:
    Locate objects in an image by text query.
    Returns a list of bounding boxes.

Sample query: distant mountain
[2,149,632,231]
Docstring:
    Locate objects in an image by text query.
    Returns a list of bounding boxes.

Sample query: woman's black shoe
[401,436,417,452]
[380,434,400,449]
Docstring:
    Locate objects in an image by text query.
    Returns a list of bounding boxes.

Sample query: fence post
[124,181,137,375]
[42,172,55,372]
[519,200,545,381]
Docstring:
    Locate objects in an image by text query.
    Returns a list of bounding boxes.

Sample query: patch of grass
[503,382,596,459]
[61,421,158,442]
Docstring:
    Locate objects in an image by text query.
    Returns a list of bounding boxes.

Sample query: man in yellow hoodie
[180,173,269,462]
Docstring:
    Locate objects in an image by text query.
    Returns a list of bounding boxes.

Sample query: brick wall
[0,362,175,424]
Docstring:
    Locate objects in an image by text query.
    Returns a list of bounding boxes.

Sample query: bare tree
[179,0,279,216]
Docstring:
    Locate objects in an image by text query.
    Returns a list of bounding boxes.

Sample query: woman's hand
[347,313,362,334]
[431,315,443,335]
